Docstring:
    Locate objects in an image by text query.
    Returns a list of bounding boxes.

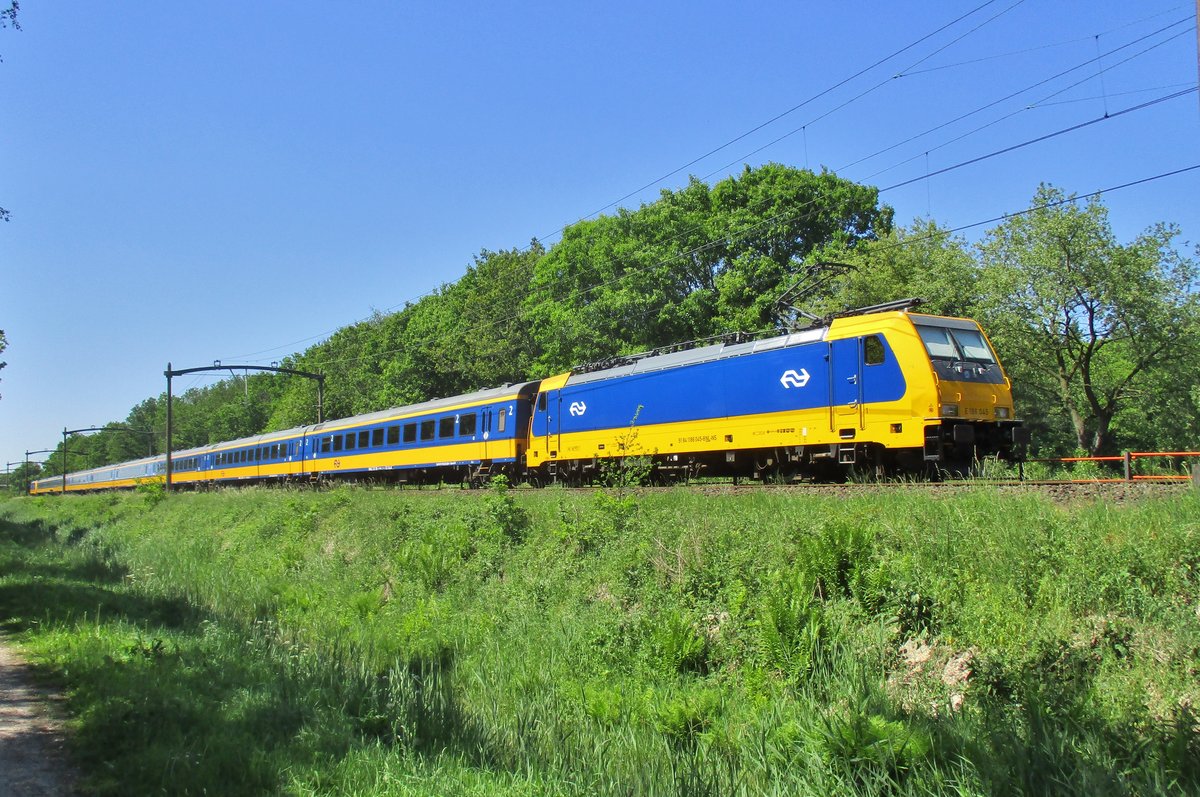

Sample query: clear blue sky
[2,1,1198,467]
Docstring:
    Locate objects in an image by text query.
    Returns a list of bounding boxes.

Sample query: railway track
[509,476,1192,502]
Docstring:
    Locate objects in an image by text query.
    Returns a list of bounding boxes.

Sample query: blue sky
[2,1,1198,468]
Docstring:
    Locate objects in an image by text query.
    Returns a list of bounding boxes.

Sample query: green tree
[976,185,1199,455]
[525,164,892,373]
[8,459,39,493]
[825,219,977,318]
[709,164,893,333]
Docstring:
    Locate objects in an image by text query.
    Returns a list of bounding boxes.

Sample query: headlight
[942,404,959,417]
[996,407,1010,419]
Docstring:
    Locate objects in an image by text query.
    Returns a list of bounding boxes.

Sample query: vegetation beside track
[1,484,1198,796]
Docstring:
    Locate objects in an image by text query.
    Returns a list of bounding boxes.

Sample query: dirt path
[0,638,78,797]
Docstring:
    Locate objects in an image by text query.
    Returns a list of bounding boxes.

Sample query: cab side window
[864,335,885,366]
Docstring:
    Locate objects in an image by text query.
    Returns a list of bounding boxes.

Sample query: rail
[1022,451,1200,482]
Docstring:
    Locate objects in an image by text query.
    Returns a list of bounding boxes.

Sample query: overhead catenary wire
[222,0,1009,365]
[229,83,1197,377]
[857,31,1195,183]
[304,150,1200,373]
[695,0,1032,182]
[794,16,1194,178]
[895,3,1191,76]
[532,0,1007,245]
[255,7,1190,367]
[223,10,1195,371]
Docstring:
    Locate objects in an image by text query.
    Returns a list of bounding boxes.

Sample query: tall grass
[1,483,1197,795]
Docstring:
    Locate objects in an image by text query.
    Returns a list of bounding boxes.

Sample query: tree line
[18,164,1199,487]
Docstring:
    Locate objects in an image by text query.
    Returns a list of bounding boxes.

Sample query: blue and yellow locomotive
[30,304,1027,494]
[525,305,1027,482]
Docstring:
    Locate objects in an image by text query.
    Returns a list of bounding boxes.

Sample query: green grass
[1,483,1198,795]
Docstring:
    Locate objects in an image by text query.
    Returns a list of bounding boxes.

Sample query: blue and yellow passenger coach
[525,308,1028,481]
[302,381,539,485]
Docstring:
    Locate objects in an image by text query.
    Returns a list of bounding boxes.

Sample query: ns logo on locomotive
[31,302,1029,493]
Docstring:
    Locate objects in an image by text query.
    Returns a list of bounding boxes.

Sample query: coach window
[345,433,356,451]
[864,335,885,366]
[372,428,384,447]
[439,417,455,438]
[321,437,331,454]
[459,413,477,437]
[498,408,507,433]
[403,423,417,443]
[420,420,435,441]
[387,425,400,445]
[333,435,343,452]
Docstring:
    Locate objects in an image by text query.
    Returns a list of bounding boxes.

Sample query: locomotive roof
[568,326,829,386]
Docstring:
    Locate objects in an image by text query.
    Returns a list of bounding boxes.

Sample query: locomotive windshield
[916,324,996,363]
[915,323,1004,383]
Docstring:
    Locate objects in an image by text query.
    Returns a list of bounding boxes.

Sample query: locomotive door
[829,337,864,432]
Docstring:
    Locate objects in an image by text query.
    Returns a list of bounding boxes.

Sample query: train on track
[31,302,1029,494]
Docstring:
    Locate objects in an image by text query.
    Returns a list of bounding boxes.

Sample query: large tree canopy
[524,164,893,372]
[976,185,1199,455]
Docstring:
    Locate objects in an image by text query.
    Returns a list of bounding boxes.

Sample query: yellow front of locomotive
[906,312,1028,463]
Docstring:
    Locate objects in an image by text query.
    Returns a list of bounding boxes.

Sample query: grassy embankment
[0,483,1198,796]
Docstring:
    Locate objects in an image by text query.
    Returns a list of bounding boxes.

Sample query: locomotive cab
[908,313,1029,467]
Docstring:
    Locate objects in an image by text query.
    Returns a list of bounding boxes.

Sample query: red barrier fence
[1024,451,1200,482]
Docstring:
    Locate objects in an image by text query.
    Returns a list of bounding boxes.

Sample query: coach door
[534,391,560,460]
[829,337,864,433]
[480,409,491,460]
